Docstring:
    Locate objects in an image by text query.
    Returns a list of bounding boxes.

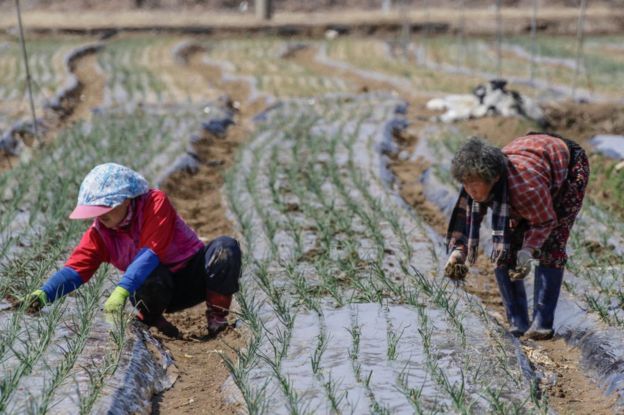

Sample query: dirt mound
[543,100,624,142]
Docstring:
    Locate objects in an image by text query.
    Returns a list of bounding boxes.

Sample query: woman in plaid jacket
[445,134,589,340]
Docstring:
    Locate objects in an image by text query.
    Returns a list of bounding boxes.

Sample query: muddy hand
[444,249,468,281]
[445,262,468,281]
[509,248,534,281]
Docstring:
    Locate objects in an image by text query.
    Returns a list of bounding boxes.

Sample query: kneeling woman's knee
[204,236,242,294]
[206,236,242,265]
[133,265,174,325]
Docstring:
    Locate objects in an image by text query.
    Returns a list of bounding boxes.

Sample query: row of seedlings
[223,93,540,414]
[98,36,216,109]
[0,37,85,135]
[0,106,199,413]
[206,38,351,98]
[327,94,541,412]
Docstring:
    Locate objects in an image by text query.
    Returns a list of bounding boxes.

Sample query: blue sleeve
[117,248,160,294]
[41,267,84,302]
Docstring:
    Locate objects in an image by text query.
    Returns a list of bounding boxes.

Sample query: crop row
[323,35,624,101]
[223,94,540,414]
[205,39,351,98]
[0,37,85,131]
[98,36,222,108]
[0,105,199,413]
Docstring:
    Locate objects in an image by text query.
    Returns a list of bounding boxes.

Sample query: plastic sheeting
[589,134,624,159]
[0,292,176,414]
[224,93,535,413]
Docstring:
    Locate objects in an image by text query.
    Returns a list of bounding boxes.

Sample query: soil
[150,44,264,414]
[533,338,617,413]
[284,42,621,414]
[152,131,246,415]
[64,53,105,123]
[543,100,624,142]
[389,127,449,234]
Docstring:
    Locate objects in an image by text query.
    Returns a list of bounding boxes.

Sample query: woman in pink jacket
[23,163,242,338]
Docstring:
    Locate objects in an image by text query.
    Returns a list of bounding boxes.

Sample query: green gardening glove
[20,289,47,313]
[104,286,130,313]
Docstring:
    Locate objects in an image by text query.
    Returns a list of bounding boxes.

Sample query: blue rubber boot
[494,267,530,337]
[525,266,564,340]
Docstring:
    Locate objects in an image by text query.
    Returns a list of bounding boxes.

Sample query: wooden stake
[456,0,466,68]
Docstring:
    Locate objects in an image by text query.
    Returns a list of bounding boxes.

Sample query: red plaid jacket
[503,134,570,251]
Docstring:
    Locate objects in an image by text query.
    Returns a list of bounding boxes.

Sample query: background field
[1,2,624,414]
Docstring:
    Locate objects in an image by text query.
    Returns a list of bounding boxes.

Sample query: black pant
[132,236,242,325]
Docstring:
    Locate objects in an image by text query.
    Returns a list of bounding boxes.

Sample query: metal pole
[456,0,466,68]
[495,0,502,79]
[530,0,538,83]
[572,0,587,100]
[256,0,272,21]
[14,0,40,144]
[398,0,411,60]
[423,0,430,67]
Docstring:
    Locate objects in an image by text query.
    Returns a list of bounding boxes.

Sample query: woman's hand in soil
[17,290,47,313]
[444,249,468,281]
[509,248,534,281]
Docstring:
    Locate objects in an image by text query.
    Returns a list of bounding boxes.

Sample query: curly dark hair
[450,136,507,183]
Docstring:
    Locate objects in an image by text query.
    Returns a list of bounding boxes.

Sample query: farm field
[1,23,624,414]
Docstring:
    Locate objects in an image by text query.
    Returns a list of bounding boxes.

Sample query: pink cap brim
[69,205,113,220]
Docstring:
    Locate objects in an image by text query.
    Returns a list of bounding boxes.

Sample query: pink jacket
[66,189,204,282]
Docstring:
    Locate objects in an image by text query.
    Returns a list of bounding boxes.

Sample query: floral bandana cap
[69,163,149,219]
